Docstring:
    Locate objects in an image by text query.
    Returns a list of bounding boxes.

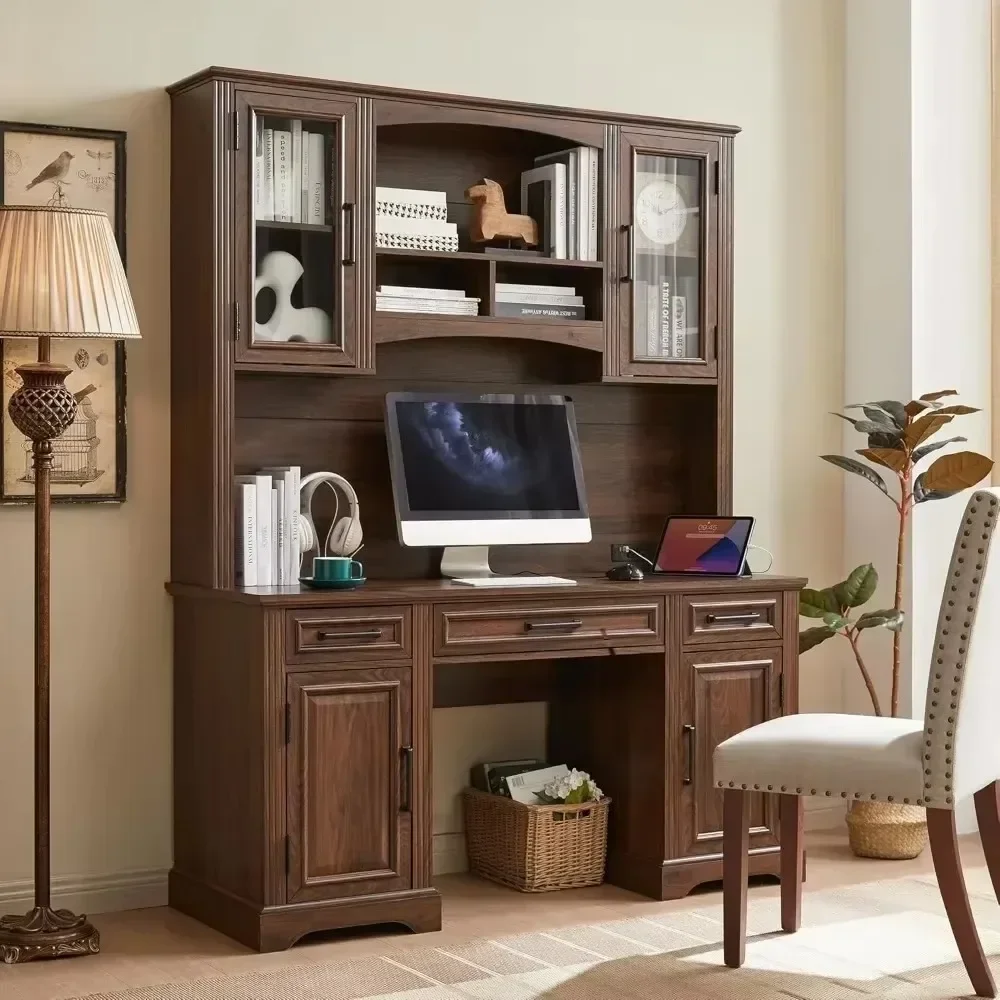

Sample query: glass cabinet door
[235,91,360,369]
[619,132,718,378]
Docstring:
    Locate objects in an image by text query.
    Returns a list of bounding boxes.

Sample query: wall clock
[635,178,688,247]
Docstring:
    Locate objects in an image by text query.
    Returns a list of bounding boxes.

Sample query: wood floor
[0,828,987,1000]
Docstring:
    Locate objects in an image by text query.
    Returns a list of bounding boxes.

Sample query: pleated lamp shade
[0,205,140,340]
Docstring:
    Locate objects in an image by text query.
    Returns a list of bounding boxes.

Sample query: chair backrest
[922,487,1000,807]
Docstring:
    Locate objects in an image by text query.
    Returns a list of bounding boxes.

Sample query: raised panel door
[286,667,412,903]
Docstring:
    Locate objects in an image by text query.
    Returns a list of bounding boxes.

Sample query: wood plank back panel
[233,339,716,580]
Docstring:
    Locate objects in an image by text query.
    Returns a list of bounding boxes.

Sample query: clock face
[635,179,687,246]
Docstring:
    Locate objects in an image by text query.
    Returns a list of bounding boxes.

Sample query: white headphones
[298,472,363,568]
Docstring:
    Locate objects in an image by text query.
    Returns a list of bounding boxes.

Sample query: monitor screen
[385,393,591,548]
[654,516,755,575]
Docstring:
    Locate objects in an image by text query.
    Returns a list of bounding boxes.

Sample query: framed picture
[0,120,127,503]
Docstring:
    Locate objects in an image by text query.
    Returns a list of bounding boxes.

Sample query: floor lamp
[0,206,140,964]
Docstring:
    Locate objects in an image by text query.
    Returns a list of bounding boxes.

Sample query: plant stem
[847,628,883,716]
[891,464,911,718]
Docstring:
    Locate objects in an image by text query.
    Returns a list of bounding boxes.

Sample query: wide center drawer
[434,599,664,658]
[286,606,412,665]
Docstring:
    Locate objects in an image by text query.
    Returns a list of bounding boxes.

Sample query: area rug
[73,868,1000,1000]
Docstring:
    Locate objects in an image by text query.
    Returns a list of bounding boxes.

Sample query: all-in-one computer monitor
[384,392,591,586]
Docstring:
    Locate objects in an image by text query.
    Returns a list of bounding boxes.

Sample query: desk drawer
[681,593,781,646]
[434,599,664,657]
[286,607,412,665]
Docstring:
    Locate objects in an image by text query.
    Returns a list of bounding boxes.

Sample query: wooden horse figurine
[465,178,539,246]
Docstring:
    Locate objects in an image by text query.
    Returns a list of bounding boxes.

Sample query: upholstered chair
[714,488,1000,998]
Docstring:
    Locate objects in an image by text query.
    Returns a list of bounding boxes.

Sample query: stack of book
[520,146,599,261]
[495,282,585,321]
[234,465,301,587]
[641,276,698,358]
[376,285,480,316]
[376,186,458,252]
[254,120,326,225]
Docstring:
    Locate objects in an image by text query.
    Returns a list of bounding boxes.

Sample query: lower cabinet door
[287,666,413,903]
[672,647,782,859]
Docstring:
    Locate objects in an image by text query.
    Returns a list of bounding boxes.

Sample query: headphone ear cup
[299,515,317,554]
[328,515,363,557]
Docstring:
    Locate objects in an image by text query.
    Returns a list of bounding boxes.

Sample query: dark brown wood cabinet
[167,66,804,953]
[287,667,413,903]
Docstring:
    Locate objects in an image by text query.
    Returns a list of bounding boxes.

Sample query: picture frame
[0,119,128,504]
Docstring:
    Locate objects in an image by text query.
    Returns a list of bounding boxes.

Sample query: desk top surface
[168,573,807,607]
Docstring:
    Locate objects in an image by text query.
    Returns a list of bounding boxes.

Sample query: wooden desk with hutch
[166,66,806,952]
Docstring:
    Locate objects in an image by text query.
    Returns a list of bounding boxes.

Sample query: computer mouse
[606,562,644,581]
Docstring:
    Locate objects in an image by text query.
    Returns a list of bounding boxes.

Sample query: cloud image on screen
[395,401,581,514]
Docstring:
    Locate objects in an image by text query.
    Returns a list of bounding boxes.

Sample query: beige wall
[0,0,846,897]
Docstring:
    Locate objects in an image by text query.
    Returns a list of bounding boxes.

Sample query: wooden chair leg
[974,780,1000,905]
[927,807,996,998]
[779,793,803,933]
[723,787,750,968]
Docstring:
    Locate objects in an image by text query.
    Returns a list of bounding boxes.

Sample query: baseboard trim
[0,867,169,915]
[805,801,847,832]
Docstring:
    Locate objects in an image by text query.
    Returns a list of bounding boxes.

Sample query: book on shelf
[236,474,273,586]
[376,186,449,222]
[306,132,325,225]
[235,482,257,587]
[272,129,293,222]
[520,163,566,259]
[271,480,285,585]
[260,466,301,584]
[290,120,303,223]
[496,282,577,297]
[300,129,309,223]
[376,296,480,316]
[253,121,325,226]
[639,278,697,358]
[495,290,582,306]
[378,285,468,300]
[494,301,585,320]
[375,232,459,252]
[526,147,599,261]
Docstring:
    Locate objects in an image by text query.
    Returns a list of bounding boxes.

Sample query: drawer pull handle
[317,628,383,642]
[683,724,696,785]
[400,745,413,812]
[524,620,583,632]
[705,612,762,625]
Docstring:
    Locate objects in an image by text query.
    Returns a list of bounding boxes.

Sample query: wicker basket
[847,800,928,860]
[462,788,610,892]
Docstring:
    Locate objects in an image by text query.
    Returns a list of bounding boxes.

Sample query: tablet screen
[654,516,754,575]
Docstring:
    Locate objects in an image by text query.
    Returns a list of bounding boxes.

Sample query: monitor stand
[440,546,577,588]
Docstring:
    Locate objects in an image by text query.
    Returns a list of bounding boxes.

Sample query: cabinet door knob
[683,724,696,785]
[400,745,414,813]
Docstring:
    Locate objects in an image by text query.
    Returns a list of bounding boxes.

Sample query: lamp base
[0,906,99,964]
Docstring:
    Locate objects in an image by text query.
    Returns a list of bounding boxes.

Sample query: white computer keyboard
[451,575,577,588]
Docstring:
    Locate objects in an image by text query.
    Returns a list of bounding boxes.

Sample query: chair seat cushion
[713,713,926,804]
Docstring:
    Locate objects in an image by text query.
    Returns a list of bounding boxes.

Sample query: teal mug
[312,556,364,583]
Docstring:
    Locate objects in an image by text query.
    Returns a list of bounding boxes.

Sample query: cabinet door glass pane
[631,154,701,362]
[252,113,338,348]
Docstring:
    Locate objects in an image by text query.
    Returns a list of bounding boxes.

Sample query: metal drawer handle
[317,628,383,642]
[524,620,583,632]
[705,612,762,626]
[683,724,696,785]
[400,745,413,812]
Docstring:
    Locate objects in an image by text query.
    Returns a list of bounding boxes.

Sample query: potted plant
[800,390,992,859]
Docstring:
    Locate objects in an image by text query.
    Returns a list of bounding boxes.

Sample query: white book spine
[495,292,583,306]
[378,285,468,300]
[290,120,302,223]
[273,481,285,585]
[553,162,567,259]
[236,483,257,587]
[671,295,687,358]
[307,132,325,225]
[269,490,278,586]
[375,186,448,207]
[253,118,263,221]
[376,299,480,315]
[646,284,659,357]
[374,217,458,237]
[659,279,671,356]
[576,149,587,261]
[496,282,577,296]
[236,475,272,585]
[588,148,599,261]
[260,129,274,221]
[289,467,301,581]
[273,130,292,222]
[566,150,577,260]
[300,131,310,224]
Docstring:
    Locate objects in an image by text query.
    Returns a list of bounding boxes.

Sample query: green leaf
[799,587,840,618]
[834,563,879,609]
[934,405,980,416]
[799,625,836,653]
[869,401,908,426]
[822,612,850,630]
[904,412,953,449]
[920,389,959,402]
[911,436,967,464]
[868,430,905,449]
[922,451,994,493]
[800,626,838,653]
[855,608,905,632]
[912,473,962,504]
[820,455,889,496]
[858,447,907,472]
[833,413,891,435]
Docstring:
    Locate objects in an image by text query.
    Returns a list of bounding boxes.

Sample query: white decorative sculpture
[253,250,331,344]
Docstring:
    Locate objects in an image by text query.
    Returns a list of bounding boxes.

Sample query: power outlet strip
[610,543,630,563]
